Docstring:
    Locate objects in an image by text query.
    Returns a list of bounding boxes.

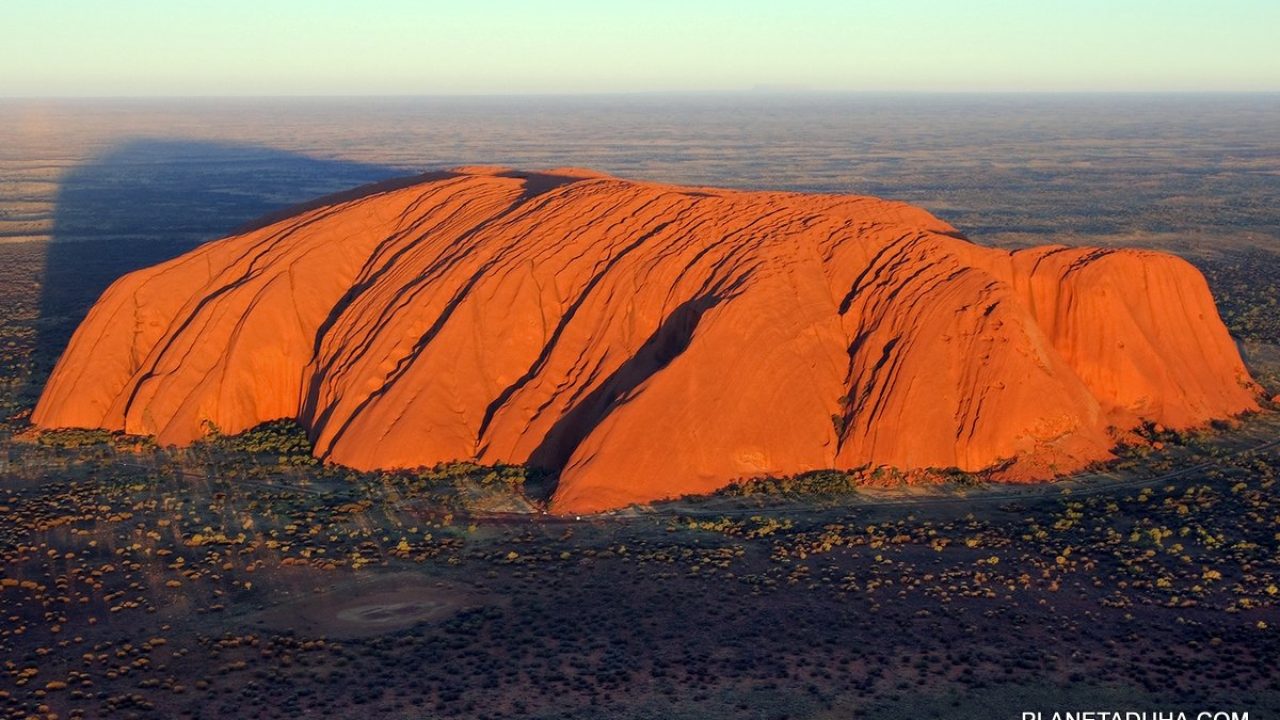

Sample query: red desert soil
[33,166,1260,513]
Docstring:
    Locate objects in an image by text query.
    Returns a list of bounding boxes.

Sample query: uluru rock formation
[34,166,1260,513]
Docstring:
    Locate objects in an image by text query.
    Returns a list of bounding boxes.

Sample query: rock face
[34,167,1259,513]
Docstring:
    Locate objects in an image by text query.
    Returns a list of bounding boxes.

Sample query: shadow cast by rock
[36,138,405,376]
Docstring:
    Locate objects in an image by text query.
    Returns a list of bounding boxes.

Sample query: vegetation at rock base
[194,420,319,466]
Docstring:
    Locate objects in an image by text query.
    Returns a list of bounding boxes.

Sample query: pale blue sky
[2,0,1278,96]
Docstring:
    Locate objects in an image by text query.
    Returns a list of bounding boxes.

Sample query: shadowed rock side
[33,167,1260,513]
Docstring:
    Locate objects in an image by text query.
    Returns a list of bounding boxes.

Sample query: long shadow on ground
[36,139,406,378]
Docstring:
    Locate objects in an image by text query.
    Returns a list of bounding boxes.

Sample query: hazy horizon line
[4,89,1280,101]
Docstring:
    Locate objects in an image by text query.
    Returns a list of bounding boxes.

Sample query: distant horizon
[5,89,1280,101]
[4,1,1278,97]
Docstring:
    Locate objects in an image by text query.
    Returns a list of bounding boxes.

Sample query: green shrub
[200,419,318,465]
[36,427,115,448]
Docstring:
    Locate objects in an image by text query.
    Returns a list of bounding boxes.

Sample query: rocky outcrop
[33,166,1260,512]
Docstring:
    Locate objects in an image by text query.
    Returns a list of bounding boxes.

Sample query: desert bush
[36,428,115,448]
[199,420,317,466]
[721,469,865,497]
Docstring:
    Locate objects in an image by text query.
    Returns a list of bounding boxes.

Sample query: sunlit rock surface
[34,167,1260,512]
